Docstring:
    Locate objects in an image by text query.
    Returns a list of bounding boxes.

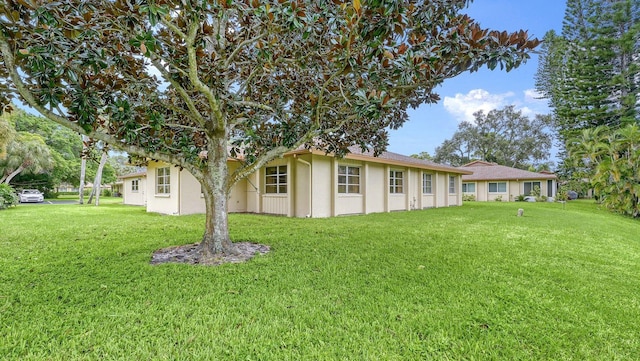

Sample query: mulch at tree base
[150,242,270,266]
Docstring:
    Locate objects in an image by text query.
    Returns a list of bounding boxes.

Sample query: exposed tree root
[150,242,270,266]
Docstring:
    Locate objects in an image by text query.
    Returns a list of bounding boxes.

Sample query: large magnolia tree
[0,0,539,261]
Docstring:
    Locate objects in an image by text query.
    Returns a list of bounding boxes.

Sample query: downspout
[177,168,181,215]
[296,156,312,218]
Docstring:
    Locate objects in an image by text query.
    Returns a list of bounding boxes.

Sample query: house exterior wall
[178,168,204,215]
[435,173,447,206]
[463,179,557,202]
[365,163,385,214]
[335,158,365,215]
[122,176,146,206]
[260,158,289,216]
[145,155,465,217]
[311,154,333,217]
[146,162,180,215]
[246,172,260,214]
[294,155,312,217]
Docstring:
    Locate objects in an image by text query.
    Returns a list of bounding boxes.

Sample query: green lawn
[1,200,638,360]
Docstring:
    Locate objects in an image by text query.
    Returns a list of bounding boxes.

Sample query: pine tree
[536,0,640,177]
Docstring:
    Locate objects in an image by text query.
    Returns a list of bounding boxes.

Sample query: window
[389,170,404,194]
[523,181,541,195]
[449,176,456,194]
[265,165,287,194]
[422,173,432,194]
[131,179,139,192]
[488,182,507,193]
[156,167,170,194]
[462,182,475,193]
[338,165,360,194]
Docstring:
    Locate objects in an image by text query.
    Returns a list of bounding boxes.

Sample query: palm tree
[573,125,640,217]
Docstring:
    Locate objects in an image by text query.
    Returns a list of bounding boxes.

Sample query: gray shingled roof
[345,146,470,174]
[461,161,556,181]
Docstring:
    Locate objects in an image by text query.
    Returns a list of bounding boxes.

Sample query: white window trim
[462,182,475,193]
[488,182,507,193]
[389,170,404,194]
[449,176,456,194]
[265,165,287,194]
[338,165,361,194]
[422,173,433,194]
[155,167,170,195]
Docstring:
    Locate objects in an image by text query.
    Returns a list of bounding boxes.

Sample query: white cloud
[443,89,514,123]
[443,88,551,123]
[523,89,545,103]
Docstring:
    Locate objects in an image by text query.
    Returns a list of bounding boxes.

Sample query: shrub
[462,194,476,201]
[0,184,19,209]
[102,189,112,197]
[494,195,503,202]
[530,185,542,198]
[515,194,526,202]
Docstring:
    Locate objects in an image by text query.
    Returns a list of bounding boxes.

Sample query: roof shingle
[461,161,556,181]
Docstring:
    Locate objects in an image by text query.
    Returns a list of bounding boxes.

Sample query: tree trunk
[79,135,88,204]
[197,134,238,259]
[88,149,108,205]
[2,164,24,184]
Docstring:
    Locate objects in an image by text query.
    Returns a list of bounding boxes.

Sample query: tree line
[416,0,639,217]
[0,108,139,197]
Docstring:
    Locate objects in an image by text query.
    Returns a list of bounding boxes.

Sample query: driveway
[19,200,78,205]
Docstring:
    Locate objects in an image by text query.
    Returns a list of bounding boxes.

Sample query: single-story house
[143,147,472,217]
[460,160,557,202]
[118,171,147,206]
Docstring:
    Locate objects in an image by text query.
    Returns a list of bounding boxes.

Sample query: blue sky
[387,0,567,158]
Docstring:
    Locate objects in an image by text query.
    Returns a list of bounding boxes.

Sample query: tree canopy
[536,0,640,176]
[0,1,540,260]
[432,106,553,168]
[1,108,116,192]
[0,131,53,184]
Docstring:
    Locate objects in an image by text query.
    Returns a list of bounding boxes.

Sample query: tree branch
[223,32,267,69]
[149,57,207,128]
[0,34,190,170]
[185,20,225,132]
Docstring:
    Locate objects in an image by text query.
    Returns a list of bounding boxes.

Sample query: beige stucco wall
[246,172,260,213]
[260,158,290,216]
[310,155,333,217]
[146,156,466,217]
[122,176,146,206]
[463,179,556,202]
[294,155,312,217]
[146,162,180,215]
[335,158,365,215]
[365,163,385,214]
[178,167,205,215]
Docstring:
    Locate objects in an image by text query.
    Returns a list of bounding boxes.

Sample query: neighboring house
[144,147,472,217]
[118,171,147,206]
[460,161,557,201]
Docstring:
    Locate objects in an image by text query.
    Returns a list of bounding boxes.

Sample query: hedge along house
[118,171,147,206]
[144,147,471,217]
[460,160,558,202]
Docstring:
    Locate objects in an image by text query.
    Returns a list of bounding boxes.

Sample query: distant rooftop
[461,160,556,181]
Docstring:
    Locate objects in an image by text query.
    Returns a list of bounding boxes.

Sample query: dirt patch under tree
[150,242,270,266]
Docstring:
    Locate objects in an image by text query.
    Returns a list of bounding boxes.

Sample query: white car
[19,189,44,203]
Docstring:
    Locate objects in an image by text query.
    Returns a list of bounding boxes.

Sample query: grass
[1,200,639,360]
